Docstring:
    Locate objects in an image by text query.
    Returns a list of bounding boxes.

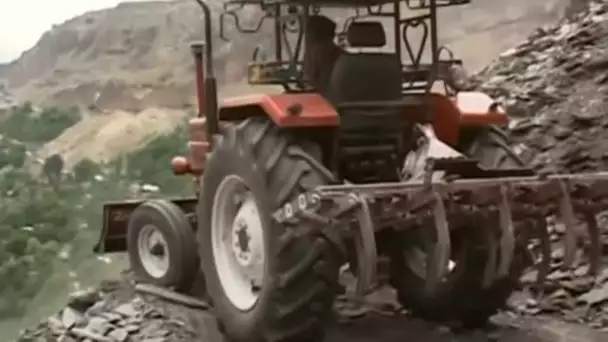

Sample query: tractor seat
[327,21,405,131]
[327,21,408,182]
[327,21,402,104]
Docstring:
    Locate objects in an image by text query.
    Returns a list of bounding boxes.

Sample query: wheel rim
[402,230,463,280]
[211,175,266,311]
[404,247,457,279]
[137,224,170,279]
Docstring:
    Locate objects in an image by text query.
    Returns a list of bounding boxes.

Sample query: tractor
[94,0,608,341]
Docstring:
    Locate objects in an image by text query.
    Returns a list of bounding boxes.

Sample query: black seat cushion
[327,53,402,103]
[326,52,404,133]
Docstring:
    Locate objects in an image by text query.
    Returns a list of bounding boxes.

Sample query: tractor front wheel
[198,118,342,342]
[127,199,199,292]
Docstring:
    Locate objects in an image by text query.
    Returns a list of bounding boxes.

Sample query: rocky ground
[504,226,608,328]
[14,270,608,342]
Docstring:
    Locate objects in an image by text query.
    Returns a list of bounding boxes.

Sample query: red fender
[219,93,339,127]
[172,93,339,175]
[431,91,509,145]
[172,91,507,174]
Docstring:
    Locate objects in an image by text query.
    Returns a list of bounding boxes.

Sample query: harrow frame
[273,158,608,297]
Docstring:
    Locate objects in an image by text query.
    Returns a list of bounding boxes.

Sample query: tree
[0,143,27,168]
[42,154,64,191]
[72,158,101,183]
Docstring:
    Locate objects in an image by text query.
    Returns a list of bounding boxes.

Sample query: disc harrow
[272,158,608,298]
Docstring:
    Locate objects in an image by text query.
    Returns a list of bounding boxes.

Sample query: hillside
[2,0,573,112]
[3,0,224,111]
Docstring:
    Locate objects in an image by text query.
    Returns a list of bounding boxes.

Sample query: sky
[0,0,154,63]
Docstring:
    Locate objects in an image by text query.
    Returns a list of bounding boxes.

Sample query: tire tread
[202,117,341,342]
[389,127,528,327]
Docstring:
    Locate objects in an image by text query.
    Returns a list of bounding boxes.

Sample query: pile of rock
[16,273,608,342]
[476,0,608,173]
[470,0,608,328]
[509,227,608,331]
[16,277,216,342]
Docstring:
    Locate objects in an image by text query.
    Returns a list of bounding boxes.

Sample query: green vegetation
[118,123,191,194]
[0,105,192,339]
[1,103,81,144]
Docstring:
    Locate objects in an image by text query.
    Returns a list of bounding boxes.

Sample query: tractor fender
[93,197,198,254]
[431,92,509,145]
[218,93,340,127]
[174,94,338,177]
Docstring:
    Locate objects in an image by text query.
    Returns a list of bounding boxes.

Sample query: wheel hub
[137,224,170,279]
[231,198,264,273]
[150,242,166,257]
[211,175,266,311]
[232,217,253,267]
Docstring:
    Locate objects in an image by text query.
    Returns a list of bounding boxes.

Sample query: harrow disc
[307,170,608,325]
[385,212,527,327]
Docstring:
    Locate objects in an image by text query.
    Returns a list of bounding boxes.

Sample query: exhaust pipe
[172,0,218,176]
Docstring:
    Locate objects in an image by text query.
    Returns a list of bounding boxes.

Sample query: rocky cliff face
[2,0,573,112]
[2,0,252,112]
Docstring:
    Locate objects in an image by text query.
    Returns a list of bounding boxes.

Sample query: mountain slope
[2,0,573,111]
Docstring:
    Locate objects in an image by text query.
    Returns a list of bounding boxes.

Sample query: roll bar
[189,0,471,123]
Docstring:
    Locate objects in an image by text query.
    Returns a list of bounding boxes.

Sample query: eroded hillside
[2,0,573,111]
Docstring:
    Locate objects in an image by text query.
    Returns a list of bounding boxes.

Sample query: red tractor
[95,1,608,341]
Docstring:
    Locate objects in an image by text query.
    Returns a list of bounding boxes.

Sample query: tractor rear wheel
[197,118,342,342]
[387,126,528,328]
[463,126,528,168]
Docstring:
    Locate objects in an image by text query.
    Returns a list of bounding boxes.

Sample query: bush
[0,140,27,169]
[72,158,101,183]
[0,105,88,324]
[0,169,77,318]
[0,104,81,144]
[117,123,191,195]
[42,154,65,190]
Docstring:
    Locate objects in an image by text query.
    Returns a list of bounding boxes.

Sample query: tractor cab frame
[192,0,506,183]
[218,0,469,95]
[192,0,480,147]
